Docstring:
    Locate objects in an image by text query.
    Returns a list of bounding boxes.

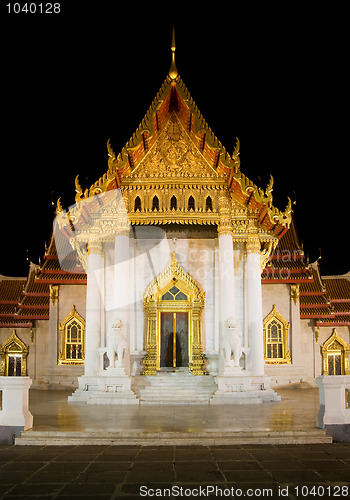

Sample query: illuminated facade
[0,38,349,402]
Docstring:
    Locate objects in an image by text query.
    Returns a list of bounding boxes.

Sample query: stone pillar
[0,376,33,444]
[245,231,264,376]
[290,284,301,363]
[217,194,236,374]
[84,238,103,377]
[316,375,350,441]
[48,285,59,374]
[113,230,130,373]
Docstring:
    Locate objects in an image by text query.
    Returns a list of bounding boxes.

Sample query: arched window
[321,329,350,375]
[58,306,85,365]
[152,195,159,211]
[205,196,213,211]
[134,196,141,212]
[263,305,291,364]
[170,195,177,210]
[188,195,195,211]
[0,330,28,376]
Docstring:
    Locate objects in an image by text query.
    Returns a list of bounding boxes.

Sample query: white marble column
[113,231,130,373]
[245,233,264,376]
[218,228,235,374]
[84,238,103,377]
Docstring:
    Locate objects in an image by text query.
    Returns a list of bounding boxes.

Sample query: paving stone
[270,469,325,483]
[136,450,174,461]
[8,483,64,495]
[259,459,306,470]
[26,471,80,483]
[85,461,132,472]
[0,470,33,484]
[131,461,173,472]
[125,469,175,483]
[300,459,350,469]
[223,469,273,482]
[59,483,116,495]
[73,470,126,483]
[217,460,263,471]
[44,462,89,472]
[1,461,46,471]
[210,449,253,460]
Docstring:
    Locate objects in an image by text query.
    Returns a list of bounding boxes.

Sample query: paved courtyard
[26,387,321,435]
[0,442,350,499]
[1,387,350,498]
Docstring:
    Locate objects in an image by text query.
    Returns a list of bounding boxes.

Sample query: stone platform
[132,370,218,404]
[14,387,333,445]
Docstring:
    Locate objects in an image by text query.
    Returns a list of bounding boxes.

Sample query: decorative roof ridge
[322,271,350,281]
[0,274,27,282]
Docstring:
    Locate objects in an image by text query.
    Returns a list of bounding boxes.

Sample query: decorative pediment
[144,252,205,304]
[0,330,28,354]
[126,113,222,181]
[322,329,349,353]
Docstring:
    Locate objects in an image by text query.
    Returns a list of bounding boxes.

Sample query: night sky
[1,3,349,277]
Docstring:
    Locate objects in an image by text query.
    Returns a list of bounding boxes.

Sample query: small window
[152,196,159,211]
[188,196,195,211]
[205,196,213,211]
[170,195,177,210]
[263,306,291,364]
[134,196,141,211]
[321,329,350,376]
[161,286,187,301]
[58,306,85,365]
[0,331,28,376]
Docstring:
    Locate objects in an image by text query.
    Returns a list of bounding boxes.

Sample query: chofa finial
[168,25,178,80]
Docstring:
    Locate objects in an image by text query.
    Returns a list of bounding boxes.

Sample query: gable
[124,112,222,182]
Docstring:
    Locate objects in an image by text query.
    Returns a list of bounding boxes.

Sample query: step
[15,428,332,446]
[133,374,218,403]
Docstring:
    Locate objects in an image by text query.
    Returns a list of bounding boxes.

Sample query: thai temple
[1,33,349,405]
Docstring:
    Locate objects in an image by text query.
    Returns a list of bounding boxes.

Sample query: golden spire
[168,25,178,80]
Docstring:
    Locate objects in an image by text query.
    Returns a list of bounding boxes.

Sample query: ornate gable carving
[127,113,221,181]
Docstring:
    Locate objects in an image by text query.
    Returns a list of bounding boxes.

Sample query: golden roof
[69,46,292,237]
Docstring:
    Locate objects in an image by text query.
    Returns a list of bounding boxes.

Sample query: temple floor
[16,387,330,445]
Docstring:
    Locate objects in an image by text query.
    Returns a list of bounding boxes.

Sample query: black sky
[1,3,349,277]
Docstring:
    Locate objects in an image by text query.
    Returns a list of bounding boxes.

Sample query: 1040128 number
[6,3,61,14]
[294,485,349,497]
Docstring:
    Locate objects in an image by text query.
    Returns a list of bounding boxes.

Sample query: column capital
[88,238,103,255]
[217,223,233,237]
[246,233,260,254]
[218,193,233,237]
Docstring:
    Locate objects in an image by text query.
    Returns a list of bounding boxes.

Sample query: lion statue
[221,318,242,368]
[106,317,128,369]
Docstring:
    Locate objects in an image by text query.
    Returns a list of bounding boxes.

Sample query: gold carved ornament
[49,284,59,306]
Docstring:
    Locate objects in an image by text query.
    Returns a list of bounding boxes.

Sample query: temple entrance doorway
[160,312,189,369]
[142,253,207,376]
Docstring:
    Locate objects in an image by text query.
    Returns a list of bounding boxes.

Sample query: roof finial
[169,25,178,80]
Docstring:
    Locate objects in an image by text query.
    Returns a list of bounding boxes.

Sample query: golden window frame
[58,305,85,365]
[0,330,28,376]
[263,305,291,364]
[321,328,350,375]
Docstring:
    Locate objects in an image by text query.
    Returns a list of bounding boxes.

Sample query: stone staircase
[132,369,218,404]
